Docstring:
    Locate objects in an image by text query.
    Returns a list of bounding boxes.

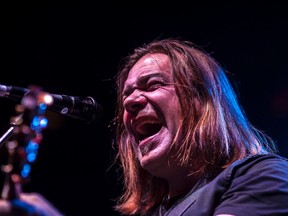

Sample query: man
[112,38,288,215]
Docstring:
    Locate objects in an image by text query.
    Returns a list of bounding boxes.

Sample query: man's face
[122,53,181,176]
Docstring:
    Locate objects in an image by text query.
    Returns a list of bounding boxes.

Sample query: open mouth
[134,117,163,142]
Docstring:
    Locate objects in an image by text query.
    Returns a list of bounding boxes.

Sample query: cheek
[160,93,181,128]
[167,94,181,114]
[156,88,179,107]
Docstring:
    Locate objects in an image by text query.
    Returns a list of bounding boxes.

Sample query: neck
[165,166,202,199]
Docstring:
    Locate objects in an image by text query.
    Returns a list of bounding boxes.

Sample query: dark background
[1,3,288,215]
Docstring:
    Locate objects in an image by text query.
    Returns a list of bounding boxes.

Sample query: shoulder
[201,153,288,203]
[198,153,288,193]
[232,153,288,166]
[227,153,288,178]
[206,154,288,215]
[166,153,288,216]
[184,154,288,215]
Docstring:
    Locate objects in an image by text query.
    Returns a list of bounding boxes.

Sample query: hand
[0,192,64,216]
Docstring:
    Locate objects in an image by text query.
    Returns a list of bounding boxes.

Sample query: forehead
[125,53,171,82]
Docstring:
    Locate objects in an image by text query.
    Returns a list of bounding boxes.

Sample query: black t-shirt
[147,153,288,216]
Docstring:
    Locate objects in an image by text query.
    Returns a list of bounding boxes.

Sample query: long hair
[112,38,277,215]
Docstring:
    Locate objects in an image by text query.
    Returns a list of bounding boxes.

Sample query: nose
[123,90,147,113]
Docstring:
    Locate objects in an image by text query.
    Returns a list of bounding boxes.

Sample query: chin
[140,148,169,176]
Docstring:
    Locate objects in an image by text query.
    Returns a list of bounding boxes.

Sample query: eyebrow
[123,72,169,96]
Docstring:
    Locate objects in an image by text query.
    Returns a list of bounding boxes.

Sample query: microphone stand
[0,126,15,148]
[0,113,24,200]
[0,114,23,148]
[0,86,50,200]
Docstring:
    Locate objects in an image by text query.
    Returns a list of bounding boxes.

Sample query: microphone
[0,84,103,123]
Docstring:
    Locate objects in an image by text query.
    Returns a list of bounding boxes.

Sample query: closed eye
[146,81,166,91]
